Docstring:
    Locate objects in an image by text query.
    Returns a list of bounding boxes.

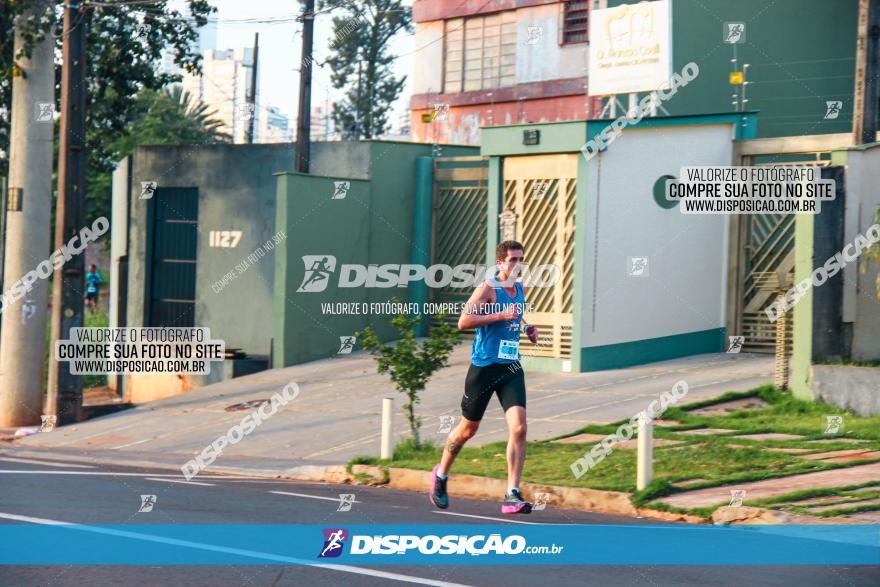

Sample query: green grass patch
[815,359,880,368]
[82,308,110,388]
[44,305,110,390]
[349,386,880,514]
[746,483,880,516]
[659,384,880,441]
[353,435,847,494]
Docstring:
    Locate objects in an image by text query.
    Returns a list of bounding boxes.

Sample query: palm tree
[168,86,230,141]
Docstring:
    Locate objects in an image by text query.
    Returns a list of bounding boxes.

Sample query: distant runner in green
[84,264,104,314]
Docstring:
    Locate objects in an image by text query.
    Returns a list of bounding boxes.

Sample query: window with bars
[443,12,517,94]
[562,0,589,44]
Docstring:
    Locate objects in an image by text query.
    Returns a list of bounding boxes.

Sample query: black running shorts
[461,362,526,421]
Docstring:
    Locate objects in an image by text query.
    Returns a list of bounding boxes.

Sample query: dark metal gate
[740,213,796,352]
[430,157,489,330]
[729,133,847,353]
[148,187,198,327]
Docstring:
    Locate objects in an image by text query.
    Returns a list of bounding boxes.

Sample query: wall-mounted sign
[499,208,517,242]
[588,0,671,96]
[209,230,242,248]
[522,129,540,145]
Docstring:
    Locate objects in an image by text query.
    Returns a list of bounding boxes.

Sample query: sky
[195,0,416,129]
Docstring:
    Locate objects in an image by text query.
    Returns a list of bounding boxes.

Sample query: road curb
[0,447,347,482]
[2,446,704,522]
[352,464,706,523]
[8,447,861,526]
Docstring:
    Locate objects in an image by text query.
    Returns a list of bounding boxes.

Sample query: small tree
[358,311,459,448]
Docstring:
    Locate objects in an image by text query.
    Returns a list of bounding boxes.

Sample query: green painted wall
[791,212,816,400]
[486,156,503,264]
[273,173,375,367]
[273,141,477,367]
[586,112,758,142]
[608,0,858,138]
[481,121,588,156]
[580,328,725,372]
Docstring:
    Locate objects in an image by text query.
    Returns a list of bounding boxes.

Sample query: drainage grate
[225,399,270,412]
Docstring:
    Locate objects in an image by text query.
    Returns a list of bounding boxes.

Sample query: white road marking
[431,510,547,525]
[145,477,215,486]
[0,470,267,480]
[0,457,95,469]
[0,512,472,587]
[269,490,362,503]
[112,438,152,449]
[197,479,301,484]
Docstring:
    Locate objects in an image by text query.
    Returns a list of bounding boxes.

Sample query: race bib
[498,339,520,360]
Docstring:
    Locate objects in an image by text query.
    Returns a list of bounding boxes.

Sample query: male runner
[429,240,539,514]
[84,264,104,314]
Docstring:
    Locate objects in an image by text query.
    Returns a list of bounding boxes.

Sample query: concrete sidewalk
[661,463,880,509]
[9,345,773,472]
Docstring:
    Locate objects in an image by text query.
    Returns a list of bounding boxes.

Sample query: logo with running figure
[727,336,745,353]
[297,255,337,292]
[729,489,747,507]
[723,22,745,44]
[824,415,844,435]
[319,528,349,558]
[533,492,551,511]
[627,256,649,277]
[337,336,356,354]
[39,415,57,432]
[337,494,356,512]
[138,494,157,513]
[437,415,455,434]
[332,181,350,199]
[824,101,843,120]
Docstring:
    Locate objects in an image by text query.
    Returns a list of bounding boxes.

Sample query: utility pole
[0,1,56,428]
[295,0,315,172]
[47,2,90,424]
[355,59,362,139]
[246,32,259,144]
[853,0,880,145]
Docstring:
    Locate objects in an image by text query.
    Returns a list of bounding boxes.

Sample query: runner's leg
[441,362,496,474]
[504,406,527,489]
[497,365,527,488]
[430,363,497,509]
[439,416,479,475]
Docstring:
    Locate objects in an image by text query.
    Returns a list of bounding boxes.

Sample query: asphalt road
[0,455,877,586]
[16,350,775,468]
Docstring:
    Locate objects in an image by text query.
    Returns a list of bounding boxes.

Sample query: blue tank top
[470,278,525,366]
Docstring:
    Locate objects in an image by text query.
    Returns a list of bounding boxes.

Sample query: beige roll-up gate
[502,154,577,360]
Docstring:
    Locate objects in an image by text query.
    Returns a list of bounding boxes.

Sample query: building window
[443,12,517,94]
[562,1,589,44]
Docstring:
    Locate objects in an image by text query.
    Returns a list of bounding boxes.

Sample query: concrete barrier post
[381,397,394,460]
[637,415,653,490]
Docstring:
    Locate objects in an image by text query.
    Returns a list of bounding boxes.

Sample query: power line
[746,56,856,67]
[749,75,853,84]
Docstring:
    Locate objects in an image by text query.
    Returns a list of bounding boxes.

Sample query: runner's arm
[458,282,516,330]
